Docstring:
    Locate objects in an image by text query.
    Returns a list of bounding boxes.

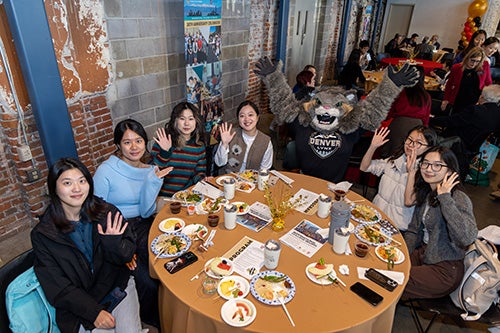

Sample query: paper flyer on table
[236,202,272,232]
[223,236,265,280]
[279,219,328,258]
[292,188,319,215]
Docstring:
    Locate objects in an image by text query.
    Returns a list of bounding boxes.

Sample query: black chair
[0,249,35,333]
[407,296,500,333]
[442,47,454,53]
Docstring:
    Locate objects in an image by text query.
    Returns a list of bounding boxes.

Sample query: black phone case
[100,287,127,312]
[350,282,383,306]
[164,251,198,274]
[365,268,398,292]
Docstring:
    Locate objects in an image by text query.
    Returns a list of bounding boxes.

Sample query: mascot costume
[254,57,419,182]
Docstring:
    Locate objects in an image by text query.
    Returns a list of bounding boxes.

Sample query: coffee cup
[317,194,331,218]
[223,178,236,200]
[332,229,350,254]
[223,204,237,230]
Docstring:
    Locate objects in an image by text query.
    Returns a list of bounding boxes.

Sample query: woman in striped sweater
[152,101,207,197]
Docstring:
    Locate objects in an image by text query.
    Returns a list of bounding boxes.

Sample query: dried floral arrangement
[264,182,303,231]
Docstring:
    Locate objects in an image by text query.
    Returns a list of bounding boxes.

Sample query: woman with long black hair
[403,146,477,299]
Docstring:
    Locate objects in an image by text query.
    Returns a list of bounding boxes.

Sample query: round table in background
[149,172,410,333]
[379,57,442,75]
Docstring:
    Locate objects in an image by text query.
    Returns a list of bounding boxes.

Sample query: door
[287,1,317,84]
[382,4,414,52]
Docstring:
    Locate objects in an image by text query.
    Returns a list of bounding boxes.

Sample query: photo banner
[184,0,223,146]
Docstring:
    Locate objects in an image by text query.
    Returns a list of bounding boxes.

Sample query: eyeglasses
[405,137,428,149]
[419,160,448,172]
[469,58,482,64]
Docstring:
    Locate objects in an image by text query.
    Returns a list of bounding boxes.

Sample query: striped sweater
[151,139,207,197]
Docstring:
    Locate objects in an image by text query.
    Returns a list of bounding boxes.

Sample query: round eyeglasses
[419,160,448,172]
[405,137,428,149]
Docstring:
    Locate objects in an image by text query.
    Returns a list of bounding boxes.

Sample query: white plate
[158,218,185,233]
[249,271,296,305]
[236,181,255,193]
[204,257,234,279]
[350,204,382,224]
[231,201,250,215]
[181,224,208,239]
[220,299,256,327]
[172,190,204,206]
[375,245,405,265]
[150,232,191,259]
[238,170,259,183]
[217,275,251,300]
[305,263,334,285]
[354,224,391,246]
[197,198,223,214]
[216,175,237,186]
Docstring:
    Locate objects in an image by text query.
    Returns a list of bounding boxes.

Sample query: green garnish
[318,257,325,266]
[262,275,287,282]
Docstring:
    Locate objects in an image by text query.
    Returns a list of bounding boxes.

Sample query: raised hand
[98,212,128,235]
[387,63,419,87]
[219,122,236,147]
[156,166,174,179]
[437,172,459,195]
[254,56,278,77]
[126,254,137,271]
[406,148,417,173]
[370,127,390,149]
[154,128,172,152]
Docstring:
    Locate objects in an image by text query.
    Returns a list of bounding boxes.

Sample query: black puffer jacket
[31,198,135,333]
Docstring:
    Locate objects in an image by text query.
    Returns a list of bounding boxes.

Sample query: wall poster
[184,0,223,174]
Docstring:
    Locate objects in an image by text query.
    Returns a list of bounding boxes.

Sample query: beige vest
[225,128,270,173]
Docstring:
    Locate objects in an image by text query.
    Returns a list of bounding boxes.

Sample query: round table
[379,57,442,75]
[149,172,410,333]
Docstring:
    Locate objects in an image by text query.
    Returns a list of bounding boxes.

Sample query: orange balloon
[468,1,488,18]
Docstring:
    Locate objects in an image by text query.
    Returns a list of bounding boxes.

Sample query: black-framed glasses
[469,58,482,64]
[419,160,448,172]
[405,137,428,149]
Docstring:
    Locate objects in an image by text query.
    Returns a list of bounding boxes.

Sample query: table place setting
[150,171,410,332]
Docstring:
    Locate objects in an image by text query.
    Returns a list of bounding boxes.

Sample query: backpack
[450,239,500,321]
[5,267,60,333]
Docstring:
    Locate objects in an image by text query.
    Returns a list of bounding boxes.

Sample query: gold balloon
[463,41,469,47]
[467,16,474,22]
[461,31,467,37]
[472,27,478,32]
[468,0,488,18]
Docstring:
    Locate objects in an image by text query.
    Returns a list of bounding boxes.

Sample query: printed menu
[223,236,265,280]
[236,202,272,232]
[279,219,327,258]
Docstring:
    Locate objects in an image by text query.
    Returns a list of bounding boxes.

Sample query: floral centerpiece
[264,182,303,232]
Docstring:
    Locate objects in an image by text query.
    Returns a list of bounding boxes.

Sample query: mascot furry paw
[254,57,419,182]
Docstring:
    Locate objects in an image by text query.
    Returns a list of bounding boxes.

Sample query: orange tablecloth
[379,57,442,75]
[149,172,410,333]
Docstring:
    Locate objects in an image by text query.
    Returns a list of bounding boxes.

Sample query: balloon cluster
[459,0,488,48]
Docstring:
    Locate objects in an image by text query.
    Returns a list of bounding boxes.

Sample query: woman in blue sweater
[94,119,172,329]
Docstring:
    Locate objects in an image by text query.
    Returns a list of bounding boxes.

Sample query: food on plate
[239,170,258,182]
[200,197,223,213]
[377,245,399,262]
[231,301,252,321]
[161,218,183,231]
[253,277,290,301]
[307,258,333,277]
[209,257,232,276]
[237,182,253,191]
[234,202,248,214]
[153,234,187,255]
[175,190,202,203]
[351,205,379,222]
[358,225,387,244]
[220,279,244,298]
